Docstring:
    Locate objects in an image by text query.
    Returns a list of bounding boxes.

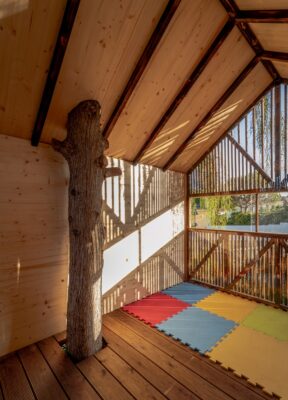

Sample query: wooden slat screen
[103,158,184,247]
[189,84,288,196]
[189,229,288,307]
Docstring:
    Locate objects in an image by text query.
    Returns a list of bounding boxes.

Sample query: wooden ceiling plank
[236,10,288,23]
[187,81,275,173]
[102,0,181,140]
[31,0,81,146]
[219,0,280,81]
[132,19,234,164]
[162,56,259,170]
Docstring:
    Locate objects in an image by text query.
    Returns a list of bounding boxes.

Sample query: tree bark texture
[52,100,110,361]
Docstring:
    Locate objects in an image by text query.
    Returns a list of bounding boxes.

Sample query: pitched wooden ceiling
[0,0,288,173]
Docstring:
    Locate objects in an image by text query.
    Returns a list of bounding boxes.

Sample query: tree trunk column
[53,100,107,361]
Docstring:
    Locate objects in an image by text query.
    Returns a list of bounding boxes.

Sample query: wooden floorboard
[103,326,197,400]
[104,314,232,400]
[0,384,4,400]
[77,354,134,400]
[18,344,67,400]
[0,355,35,400]
[37,337,100,400]
[96,346,166,400]
[0,309,276,400]
[112,309,273,400]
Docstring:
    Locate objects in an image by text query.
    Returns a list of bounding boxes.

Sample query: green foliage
[259,207,288,225]
[227,212,253,225]
[206,196,232,226]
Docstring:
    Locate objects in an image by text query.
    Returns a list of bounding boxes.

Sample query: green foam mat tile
[242,304,288,341]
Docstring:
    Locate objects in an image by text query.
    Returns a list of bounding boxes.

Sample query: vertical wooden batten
[102,0,182,140]
[183,174,189,281]
[187,81,276,174]
[31,0,81,147]
[274,83,281,187]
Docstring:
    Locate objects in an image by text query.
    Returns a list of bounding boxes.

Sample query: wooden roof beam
[31,0,81,146]
[133,19,234,164]
[102,0,181,140]
[187,80,276,174]
[261,51,288,62]
[163,56,259,171]
[219,0,280,82]
[236,10,288,23]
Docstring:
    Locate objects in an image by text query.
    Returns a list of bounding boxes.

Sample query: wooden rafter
[132,19,234,164]
[31,0,81,146]
[226,239,275,289]
[227,135,273,184]
[236,10,288,23]
[163,56,259,171]
[102,0,181,140]
[187,81,276,174]
[219,0,280,81]
[261,51,288,62]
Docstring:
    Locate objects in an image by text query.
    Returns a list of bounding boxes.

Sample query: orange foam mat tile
[207,325,288,399]
[195,291,257,323]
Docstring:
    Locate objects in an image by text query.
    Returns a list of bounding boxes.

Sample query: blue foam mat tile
[162,282,215,304]
[156,306,236,354]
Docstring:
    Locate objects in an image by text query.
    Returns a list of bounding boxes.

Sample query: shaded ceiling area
[0,0,288,172]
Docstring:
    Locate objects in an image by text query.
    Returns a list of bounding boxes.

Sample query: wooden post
[274,84,281,189]
[223,234,230,288]
[255,193,259,232]
[274,240,281,305]
[52,100,121,361]
[184,174,190,281]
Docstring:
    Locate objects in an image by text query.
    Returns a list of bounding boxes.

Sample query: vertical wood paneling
[0,135,69,357]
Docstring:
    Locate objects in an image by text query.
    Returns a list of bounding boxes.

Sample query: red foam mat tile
[122,292,189,326]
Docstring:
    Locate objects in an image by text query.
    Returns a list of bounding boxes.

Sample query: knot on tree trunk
[69,99,101,121]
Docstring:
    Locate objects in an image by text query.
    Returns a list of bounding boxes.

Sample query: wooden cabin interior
[0,0,288,399]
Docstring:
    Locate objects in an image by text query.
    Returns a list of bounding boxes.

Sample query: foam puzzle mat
[122,282,288,398]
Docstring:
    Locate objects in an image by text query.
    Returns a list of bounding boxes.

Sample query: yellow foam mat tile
[207,326,288,399]
[194,292,257,323]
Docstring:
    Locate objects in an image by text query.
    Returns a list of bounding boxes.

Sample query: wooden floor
[0,309,278,400]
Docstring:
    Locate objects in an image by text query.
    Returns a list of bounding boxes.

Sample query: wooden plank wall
[0,135,185,357]
[0,135,69,358]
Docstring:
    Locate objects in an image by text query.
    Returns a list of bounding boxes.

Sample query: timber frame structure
[1,0,288,387]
